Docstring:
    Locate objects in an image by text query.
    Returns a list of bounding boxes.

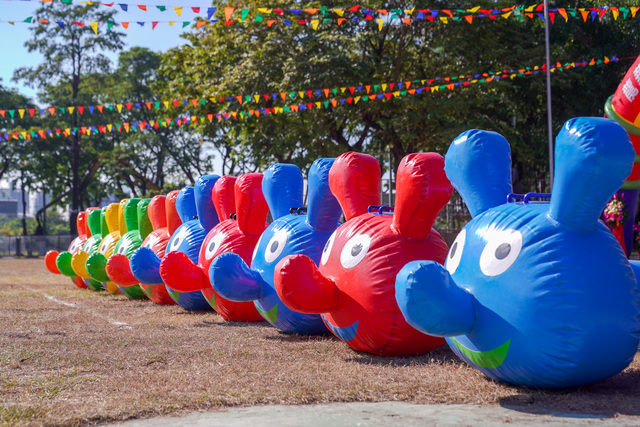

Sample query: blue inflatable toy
[209,159,342,334]
[157,176,221,310]
[395,117,640,388]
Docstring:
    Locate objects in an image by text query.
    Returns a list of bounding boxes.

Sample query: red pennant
[49,107,56,116]
[192,7,200,13]
[549,12,555,23]
[348,5,360,12]
[347,98,353,104]
[263,94,269,101]
[28,108,35,117]
[172,100,179,108]
[389,83,395,90]
[307,90,313,98]
[125,103,132,110]
[384,93,392,99]
[152,22,158,29]
[349,87,355,94]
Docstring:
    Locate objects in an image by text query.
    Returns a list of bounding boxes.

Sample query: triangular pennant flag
[121,22,129,28]
[225,7,234,21]
[377,19,384,31]
[207,7,217,19]
[465,15,472,23]
[174,6,182,17]
[137,5,147,11]
[90,22,98,34]
[241,9,249,21]
[311,20,319,30]
[18,109,25,118]
[196,20,207,28]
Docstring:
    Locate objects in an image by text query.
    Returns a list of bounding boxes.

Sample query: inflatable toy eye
[321,231,337,265]
[445,229,466,275]
[69,241,79,253]
[205,232,226,260]
[340,234,371,269]
[99,242,108,254]
[265,229,287,263]
[479,229,523,277]
[168,228,188,253]
[118,243,128,255]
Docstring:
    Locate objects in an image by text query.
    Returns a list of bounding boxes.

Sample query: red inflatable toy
[275,152,452,356]
[123,192,182,304]
[160,174,267,321]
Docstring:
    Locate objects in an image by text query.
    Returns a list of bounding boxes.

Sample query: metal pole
[544,0,554,188]
[388,146,393,205]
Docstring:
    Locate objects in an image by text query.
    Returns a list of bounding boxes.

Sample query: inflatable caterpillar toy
[275,152,452,355]
[395,117,640,388]
[210,159,341,333]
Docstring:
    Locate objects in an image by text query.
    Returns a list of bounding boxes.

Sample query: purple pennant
[299,104,307,110]
[340,99,345,104]
[135,103,141,109]
[357,86,363,92]
[119,4,127,11]
[137,21,144,26]
[56,22,64,28]
[289,9,301,15]
[416,88,423,94]
[416,11,424,19]
[283,20,291,26]
[207,7,216,19]
[431,10,439,17]
[88,106,94,115]
[272,94,278,101]
[536,13,545,21]
[377,94,384,99]
[39,109,45,116]
[397,82,403,90]
[315,90,321,96]
[351,16,359,21]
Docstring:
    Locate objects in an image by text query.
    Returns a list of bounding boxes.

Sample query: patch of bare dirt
[0,259,639,426]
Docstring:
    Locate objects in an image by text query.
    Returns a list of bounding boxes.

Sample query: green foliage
[161,0,640,178]
[0,210,68,236]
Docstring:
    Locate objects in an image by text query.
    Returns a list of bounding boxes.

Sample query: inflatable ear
[393,153,453,239]
[77,211,88,236]
[86,208,101,237]
[104,203,121,234]
[148,195,167,231]
[99,208,109,238]
[195,174,221,231]
[329,152,380,221]
[176,186,197,223]
[123,198,141,232]
[548,117,635,233]
[212,176,237,221]
[444,130,512,218]
[263,164,304,220]
[307,158,342,231]
[235,173,269,235]
[137,199,153,240]
[166,190,182,234]
[118,199,128,233]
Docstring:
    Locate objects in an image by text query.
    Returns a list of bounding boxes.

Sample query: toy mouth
[450,337,511,369]
[321,314,358,342]
[255,301,278,324]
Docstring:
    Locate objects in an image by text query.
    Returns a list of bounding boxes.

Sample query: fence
[0,235,73,258]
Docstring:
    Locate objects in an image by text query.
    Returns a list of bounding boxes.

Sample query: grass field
[1,258,640,426]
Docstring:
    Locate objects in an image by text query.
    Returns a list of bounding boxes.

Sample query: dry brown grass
[1,258,639,426]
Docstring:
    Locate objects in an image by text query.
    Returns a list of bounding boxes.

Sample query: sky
[0,0,212,103]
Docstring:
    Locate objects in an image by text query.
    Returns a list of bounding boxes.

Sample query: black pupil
[174,238,180,247]
[323,239,331,253]
[351,243,363,257]
[120,247,124,253]
[495,243,511,260]
[270,240,279,253]
[449,241,458,259]
[208,240,216,252]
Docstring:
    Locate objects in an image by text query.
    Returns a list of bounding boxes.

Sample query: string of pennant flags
[2,4,639,32]
[0,56,621,121]
[0,55,621,142]
[2,1,639,24]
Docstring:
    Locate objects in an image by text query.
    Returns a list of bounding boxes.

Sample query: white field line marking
[34,289,134,329]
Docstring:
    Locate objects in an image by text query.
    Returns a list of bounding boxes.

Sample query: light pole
[544,0,554,188]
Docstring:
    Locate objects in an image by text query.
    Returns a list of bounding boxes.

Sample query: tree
[0,83,37,183]
[161,0,640,181]
[14,3,125,233]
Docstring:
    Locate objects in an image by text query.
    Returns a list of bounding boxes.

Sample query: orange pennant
[225,7,234,21]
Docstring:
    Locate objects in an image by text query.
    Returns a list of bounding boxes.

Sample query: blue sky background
[0,0,212,104]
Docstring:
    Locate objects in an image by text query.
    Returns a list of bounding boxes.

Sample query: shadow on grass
[344,346,460,367]
[499,368,640,418]
[263,332,337,343]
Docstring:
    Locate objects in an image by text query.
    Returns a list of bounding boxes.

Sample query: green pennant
[73,127,78,132]
[241,9,249,22]
[154,101,161,109]
[182,22,190,28]
[116,124,121,131]
[108,105,114,111]
[245,95,252,102]
[106,20,114,32]
[200,99,206,106]
[400,90,407,96]
[19,134,24,140]
[60,107,66,114]
[319,6,327,15]
[439,84,447,89]
[156,5,166,11]
[373,84,379,92]
[8,110,14,118]
[332,88,338,95]
[323,18,331,24]
[390,13,399,20]
[23,17,33,23]
[255,13,263,22]
[289,92,295,100]
[361,97,368,102]
[452,16,462,21]
[569,10,577,17]
[323,101,329,108]
[621,7,629,19]
[61,0,72,3]
[284,106,291,112]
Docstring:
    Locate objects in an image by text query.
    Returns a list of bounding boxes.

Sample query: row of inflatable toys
[45,115,640,389]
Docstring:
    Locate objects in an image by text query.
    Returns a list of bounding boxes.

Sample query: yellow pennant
[612,8,619,20]
[404,8,414,15]
[257,8,272,14]
[311,20,319,30]
[467,6,480,13]
[299,91,305,99]
[117,104,123,113]
[315,102,321,108]
[163,101,169,109]
[440,17,448,23]
[21,132,27,139]
[501,12,511,19]
[169,21,176,26]
[18,109,25,118]
[90,22,98,34]
[393,91,400,97]
[377,18,384,31]
[340,87,346,93]
[333,9,344,16]
[381,84,387,92]
[254,95,260,102]
[354,96,361,104]
[174,6,183,17]
[65,128,71,134]
[68,107,75,115]
[191,115,197,122]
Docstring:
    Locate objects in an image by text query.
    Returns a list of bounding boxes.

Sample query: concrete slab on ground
[107,402,639,426]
